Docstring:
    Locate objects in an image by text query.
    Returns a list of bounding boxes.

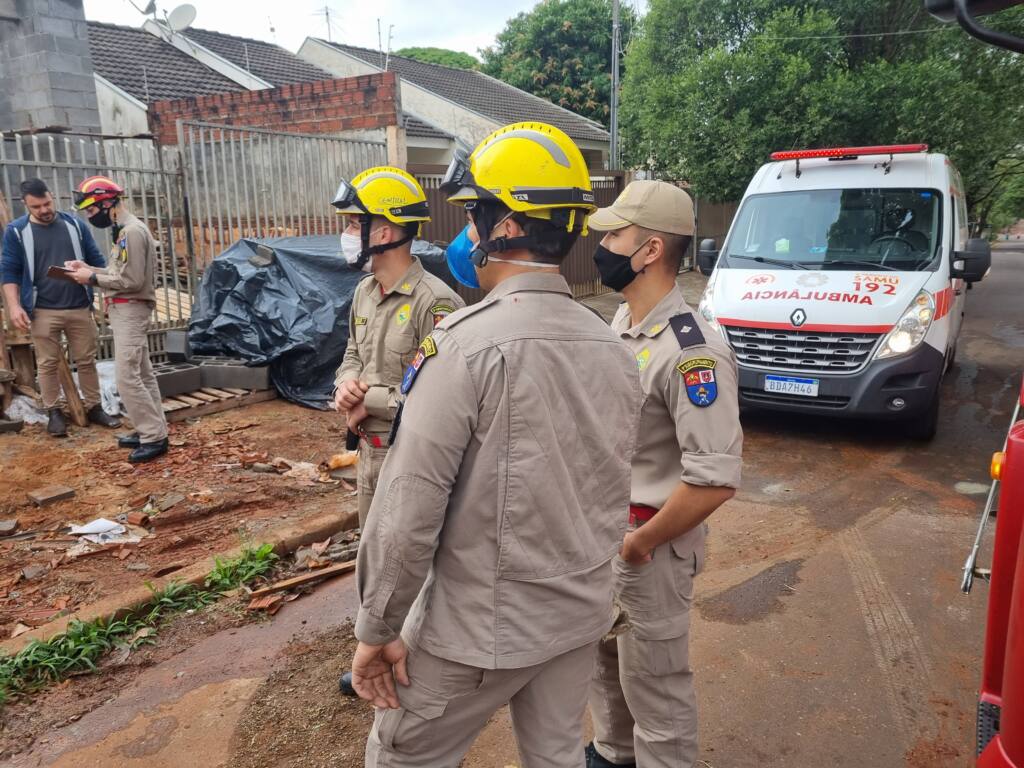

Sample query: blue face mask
[445,225,480,289]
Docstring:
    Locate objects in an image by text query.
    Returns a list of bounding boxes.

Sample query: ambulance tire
[906,387,940,441]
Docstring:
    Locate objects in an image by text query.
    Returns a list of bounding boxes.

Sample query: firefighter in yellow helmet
[350,124,641,768]
[332,166,463,530]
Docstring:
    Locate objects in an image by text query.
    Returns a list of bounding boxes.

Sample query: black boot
[129,438,169,463]
[339,671,357,696]
[585,743,635,768]
[47,408,67,437]
[87,404,121,428]
[117,433,141,448]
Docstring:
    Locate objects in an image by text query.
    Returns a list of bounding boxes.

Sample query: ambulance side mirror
[697,239,719,276]
[951,238,991,284]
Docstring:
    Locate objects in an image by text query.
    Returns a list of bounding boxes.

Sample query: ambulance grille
[723,325,883,373]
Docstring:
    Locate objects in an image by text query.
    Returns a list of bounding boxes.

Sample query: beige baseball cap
[589,180,695,236]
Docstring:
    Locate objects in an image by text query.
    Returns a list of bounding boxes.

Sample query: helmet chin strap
[355,217,413,270]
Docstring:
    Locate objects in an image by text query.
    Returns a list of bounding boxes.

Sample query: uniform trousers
[357,437,390,529]
[108,302,167,443]
[365,640,599,768]
[589,536,703,767]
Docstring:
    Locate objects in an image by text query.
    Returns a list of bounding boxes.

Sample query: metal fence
[412,164,626,302]
[0,131,192,358]
[178,121,387,268]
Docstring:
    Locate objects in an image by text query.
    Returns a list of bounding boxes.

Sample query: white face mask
[340,231,372,272]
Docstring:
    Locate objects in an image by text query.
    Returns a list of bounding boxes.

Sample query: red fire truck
[926,1,1024,764]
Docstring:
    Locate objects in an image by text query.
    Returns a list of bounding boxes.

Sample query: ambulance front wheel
[905,386,940,441]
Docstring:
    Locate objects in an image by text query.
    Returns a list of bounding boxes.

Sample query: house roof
[87,21,243,103]
[86,22,455,145]
[319,42,610,144]
[182,28,333,87]
[404,115,453,141]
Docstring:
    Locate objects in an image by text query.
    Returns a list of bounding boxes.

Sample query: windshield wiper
[726,254,811,270]
[807,259,901,271]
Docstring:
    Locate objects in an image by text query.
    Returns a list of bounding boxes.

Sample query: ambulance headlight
[698,273,723,337]
[875,290,935,360]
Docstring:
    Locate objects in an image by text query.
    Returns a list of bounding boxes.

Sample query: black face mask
[88,209,113,229]
[593,239,650,291]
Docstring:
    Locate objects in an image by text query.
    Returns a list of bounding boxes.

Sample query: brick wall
[148,71,400,145]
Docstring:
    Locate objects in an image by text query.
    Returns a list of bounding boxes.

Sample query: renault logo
[790,308,807,327]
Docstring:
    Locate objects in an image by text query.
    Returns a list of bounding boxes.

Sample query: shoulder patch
[353,316,368,326]
[431,302,456,326]
[677,357,718,407]
[118,236,128,263]
[400,335,438,395]
[669,313,704,349]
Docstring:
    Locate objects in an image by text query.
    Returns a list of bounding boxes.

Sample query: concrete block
[52,35,89,57]
[164,330,191,362]
[33,14,74,37]
[195,357,271,391]
[27,484,75,506]
[151,362,202,398]
[47,0,87,20]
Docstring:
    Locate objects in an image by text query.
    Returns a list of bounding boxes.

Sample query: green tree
[395,47,479,70]
[480,0,636,126]
[621,0,1024,227]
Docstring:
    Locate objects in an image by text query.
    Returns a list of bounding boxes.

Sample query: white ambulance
[696,144,991,439]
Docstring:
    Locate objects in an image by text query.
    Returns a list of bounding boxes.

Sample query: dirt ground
[228,621,374,768]
[0,594,256,760]
[0,399,356,642]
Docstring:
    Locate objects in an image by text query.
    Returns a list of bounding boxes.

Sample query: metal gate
[177,121,388,268]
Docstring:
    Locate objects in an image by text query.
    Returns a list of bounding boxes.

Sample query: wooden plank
[55,353,88,427]
[175,394,206,407]
[224,387,248,396]
[248,561,355,598]
[9,345,35,389]
[200,387,236,399]
[161,399,189,413]
[165,388,277,423]
[188,390,219,403]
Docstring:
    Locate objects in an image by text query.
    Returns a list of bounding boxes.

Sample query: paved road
[10,249,1024,767]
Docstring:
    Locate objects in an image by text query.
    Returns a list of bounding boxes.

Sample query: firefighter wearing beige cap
[585,180,743,768]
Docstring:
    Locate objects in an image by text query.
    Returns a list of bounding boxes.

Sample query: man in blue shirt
[1,178,121,436]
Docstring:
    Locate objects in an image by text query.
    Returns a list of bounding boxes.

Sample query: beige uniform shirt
[93,212,156,302]
[611,287,743,550]
[335,257,463,434]
[355,272,642,669]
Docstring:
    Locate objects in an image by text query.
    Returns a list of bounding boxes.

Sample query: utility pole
[610,0,621,170]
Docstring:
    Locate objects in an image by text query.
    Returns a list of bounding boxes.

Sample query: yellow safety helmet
[332,166,430,235]
[440,122,595,232]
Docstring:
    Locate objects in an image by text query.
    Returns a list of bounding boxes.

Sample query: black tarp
[188,235,454,409]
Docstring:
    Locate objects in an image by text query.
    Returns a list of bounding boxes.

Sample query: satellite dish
[142,0,156,14]
[166,3,197,32]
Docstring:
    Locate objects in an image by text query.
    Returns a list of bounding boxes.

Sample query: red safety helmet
[73,175,124,211]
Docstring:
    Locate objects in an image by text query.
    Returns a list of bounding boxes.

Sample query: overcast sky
[83,0,551,58]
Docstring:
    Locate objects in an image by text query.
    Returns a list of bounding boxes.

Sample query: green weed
[0,543,279,705]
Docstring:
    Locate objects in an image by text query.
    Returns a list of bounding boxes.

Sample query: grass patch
[0,544,279,706]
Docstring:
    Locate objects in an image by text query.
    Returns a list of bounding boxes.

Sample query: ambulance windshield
[723,188,942,270]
